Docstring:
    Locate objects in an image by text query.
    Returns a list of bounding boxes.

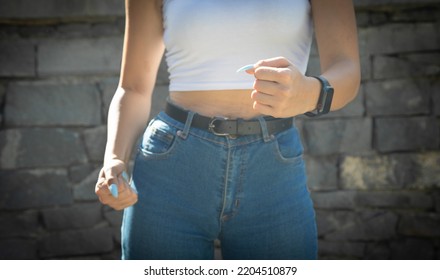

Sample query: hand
[95,159,138,210]
[245,57,319,118]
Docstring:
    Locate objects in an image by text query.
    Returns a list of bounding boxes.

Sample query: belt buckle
[208,116,229,136]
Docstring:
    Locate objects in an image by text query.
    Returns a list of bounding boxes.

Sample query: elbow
[350,62,362,103]
[347,65,361,105]
[331,59,361,111]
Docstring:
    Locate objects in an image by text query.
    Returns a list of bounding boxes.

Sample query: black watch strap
[305,75,334,117]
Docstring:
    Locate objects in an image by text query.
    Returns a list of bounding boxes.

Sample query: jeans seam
[219,144,232,225]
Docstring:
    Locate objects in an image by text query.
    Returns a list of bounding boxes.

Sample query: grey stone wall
[0,0,439,259]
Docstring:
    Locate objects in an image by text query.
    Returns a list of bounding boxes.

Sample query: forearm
[104,87,152,165]
[321,57,360,111]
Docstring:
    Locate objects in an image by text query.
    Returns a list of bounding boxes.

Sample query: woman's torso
[162,0,313,119]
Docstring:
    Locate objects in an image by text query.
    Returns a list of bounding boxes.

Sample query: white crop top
[162,0,313,91]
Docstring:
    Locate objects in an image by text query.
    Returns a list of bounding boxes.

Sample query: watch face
[305,75,333,117]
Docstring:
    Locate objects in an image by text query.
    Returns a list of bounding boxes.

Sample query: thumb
[255,57,291,69]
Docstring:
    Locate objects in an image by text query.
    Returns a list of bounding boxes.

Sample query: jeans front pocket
[272,126,304,165]
[138,117,178,160]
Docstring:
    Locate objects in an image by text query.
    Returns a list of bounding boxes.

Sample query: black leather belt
[165,101,293,137]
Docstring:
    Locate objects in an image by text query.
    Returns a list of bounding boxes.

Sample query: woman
[95,0,360,260]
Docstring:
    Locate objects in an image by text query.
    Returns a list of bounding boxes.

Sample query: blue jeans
[121,110,317,260]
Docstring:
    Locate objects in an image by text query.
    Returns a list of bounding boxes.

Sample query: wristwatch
[305,75,334,117]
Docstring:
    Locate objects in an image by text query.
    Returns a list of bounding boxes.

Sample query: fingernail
[122,171,129,182]
[109,184,118,198]
[236,64,254,73]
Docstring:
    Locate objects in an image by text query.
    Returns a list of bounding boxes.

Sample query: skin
[95,0,361,210]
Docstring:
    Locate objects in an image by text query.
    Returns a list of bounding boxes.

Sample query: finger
[107,193,138,211]
[252,101,274,116]
[95,170,111,196]
[254,66,293,84]
[251,90,276,106]
[100,170,131,200]
[254,79,281,96]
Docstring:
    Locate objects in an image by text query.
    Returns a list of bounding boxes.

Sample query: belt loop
[257,116,272,143]
[179,111,195,140]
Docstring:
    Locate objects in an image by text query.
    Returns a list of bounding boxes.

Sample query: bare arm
[311,0,360,110]
[96,0,165,210]
[249,0,360,117]
[106,0,165,164]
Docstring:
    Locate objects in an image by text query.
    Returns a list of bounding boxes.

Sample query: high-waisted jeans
[121,110,317,260]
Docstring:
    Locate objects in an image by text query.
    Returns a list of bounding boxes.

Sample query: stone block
[364,242,391,260]
[341,153,440,190]
[315,210,357,237]
[5,82,101,126]
[398,213,440,237]
[391,6,440,22]
[342,156,382,190]
[359,23,439,55]
[302,118,372,156]
[360,55,372,82]
[0,41,35,77]
[39,227,113,258]
[365,79,430,116]
[390,238,435,260]
[0,128,87,169]
[69,164,95,183]
[373,53,440,80]
[16,25,56,38]
[0,239,37,259]
[369,12,387,25]
[435,193,440,213]
[355,191,433,209]
[73,168,101,201]
[311,191,357,209]
[112,227,121,245]
[375,117,438,152]
[56,23,92,38]
[0,83,5,123]
[98,77,119,120]
[83,126,106,162]
[0,0,124,19]
[91,20,125,37]
[0,211,39,238]
[315,190,433,210]
[0,169,72,210]
[324,211,398,241]
[38,37,122,75]
[305,155,338,191]
[432,80,440,116]
[42,202,103,230]
[104,209,123,227]
[355,12,369,27]
[318,241,365,259]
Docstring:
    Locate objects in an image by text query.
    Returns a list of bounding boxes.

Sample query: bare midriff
[169,90,262,120]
